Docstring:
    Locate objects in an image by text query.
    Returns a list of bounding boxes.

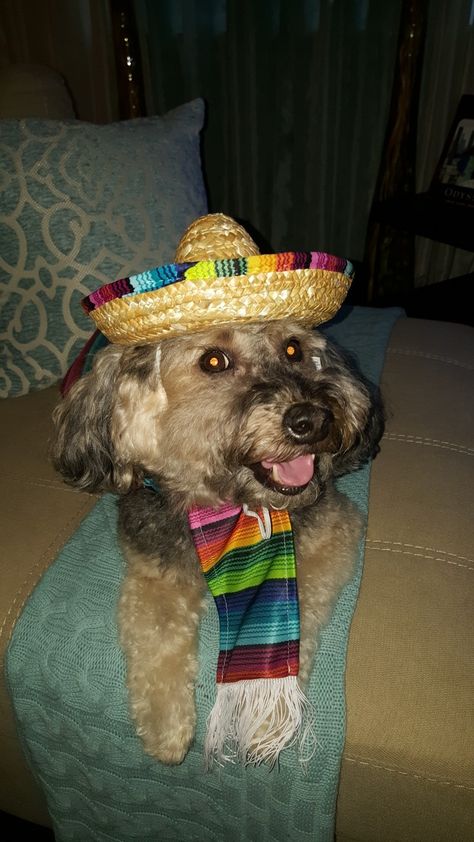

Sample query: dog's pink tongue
[261,454,314,487]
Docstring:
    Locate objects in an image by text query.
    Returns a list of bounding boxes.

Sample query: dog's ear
[319,337,385,476]
[111,345,167,483]
[52,344,168,494]
[333,378,385,476]
[51,345,126,492]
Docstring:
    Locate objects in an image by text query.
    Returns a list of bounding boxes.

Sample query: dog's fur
[52,319,384,764]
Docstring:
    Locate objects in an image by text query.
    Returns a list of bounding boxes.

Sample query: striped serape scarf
[188,502,314,767]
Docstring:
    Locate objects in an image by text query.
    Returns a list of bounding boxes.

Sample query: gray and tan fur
[52,318,384,764]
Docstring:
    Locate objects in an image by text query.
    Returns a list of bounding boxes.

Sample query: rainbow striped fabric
[82,251,354,314]
[188,503,300,684]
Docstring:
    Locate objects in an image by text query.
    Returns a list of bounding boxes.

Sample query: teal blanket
[7,306,402,842]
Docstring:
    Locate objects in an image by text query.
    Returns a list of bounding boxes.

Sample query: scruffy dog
[52,316,383,765]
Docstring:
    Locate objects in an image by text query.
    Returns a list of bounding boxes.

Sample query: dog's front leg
[119,557,206,764]
[296,495,362,685]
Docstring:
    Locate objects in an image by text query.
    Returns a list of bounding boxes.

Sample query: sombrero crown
[83,213,353,345]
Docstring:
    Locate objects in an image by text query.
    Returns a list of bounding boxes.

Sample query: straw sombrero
[82,214,353,345]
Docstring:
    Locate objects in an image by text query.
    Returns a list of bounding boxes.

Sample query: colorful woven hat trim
[82,251,354,314]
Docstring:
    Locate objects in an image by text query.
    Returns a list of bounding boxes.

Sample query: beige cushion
[0,385,96,824]
[337,318,474,841]
[0,317,472,836]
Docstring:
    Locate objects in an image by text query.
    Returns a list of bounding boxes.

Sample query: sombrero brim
[83,252,353,345]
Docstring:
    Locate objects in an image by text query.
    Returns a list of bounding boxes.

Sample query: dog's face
[52,319,383,510]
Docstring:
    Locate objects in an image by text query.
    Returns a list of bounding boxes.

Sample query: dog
[52,317,384,765]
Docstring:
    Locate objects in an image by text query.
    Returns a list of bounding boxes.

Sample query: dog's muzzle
[248,401,334,496]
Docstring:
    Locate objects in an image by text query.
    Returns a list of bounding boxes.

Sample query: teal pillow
[0,100,208,397]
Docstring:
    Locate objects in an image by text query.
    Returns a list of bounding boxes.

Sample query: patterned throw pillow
[0,99,208,397]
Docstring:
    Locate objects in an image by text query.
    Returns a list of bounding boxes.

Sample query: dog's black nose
[283,402,333,443]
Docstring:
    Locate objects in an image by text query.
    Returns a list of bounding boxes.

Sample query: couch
[1,66,473,841]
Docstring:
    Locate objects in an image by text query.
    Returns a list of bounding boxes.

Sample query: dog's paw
[132,683,197,765]
[139,717,196,765]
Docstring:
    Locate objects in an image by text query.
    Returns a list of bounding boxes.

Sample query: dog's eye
[284,338,303,362]
[199,349,233,373]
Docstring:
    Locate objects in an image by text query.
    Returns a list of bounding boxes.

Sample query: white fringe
[205,676,316,768]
